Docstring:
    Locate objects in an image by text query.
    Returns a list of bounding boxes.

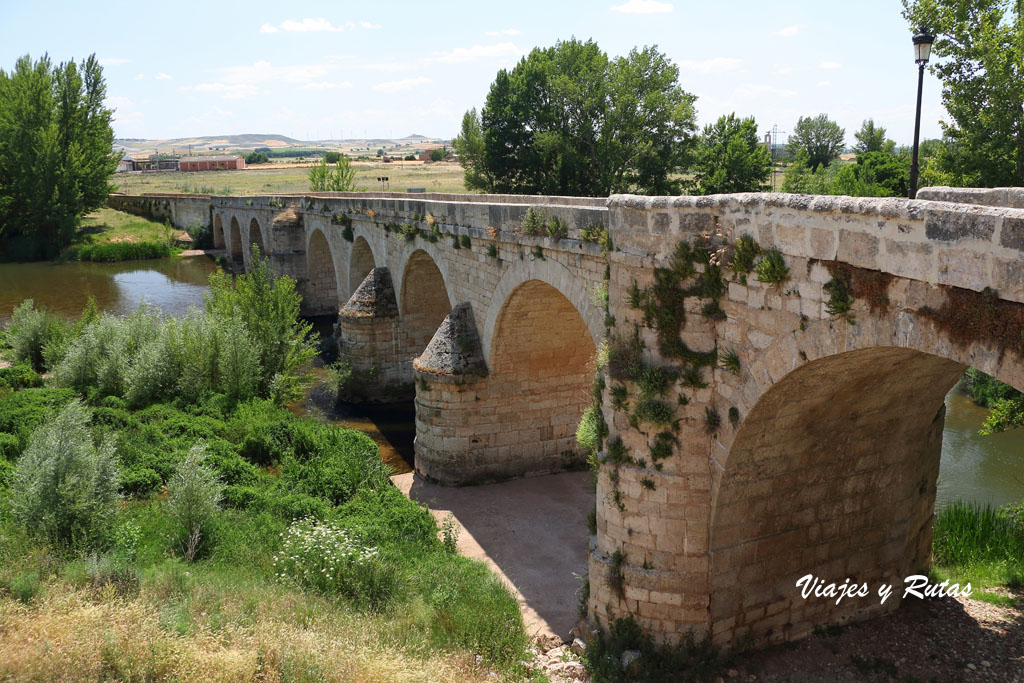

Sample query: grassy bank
[0,254,534,681]
[932,500,1024,606]
[65,208,183,262]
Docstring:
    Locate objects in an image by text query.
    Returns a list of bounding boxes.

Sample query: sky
[0,0,947,147]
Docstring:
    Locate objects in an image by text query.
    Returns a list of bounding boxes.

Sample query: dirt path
[392,471,594,643]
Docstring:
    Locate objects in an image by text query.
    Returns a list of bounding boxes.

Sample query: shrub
[67,241,175,262]
[933,501,1024,567]
[755,248,789,285]
[0,363,42,390]
[165,441,223,562]
[0,433,19,460]
[279,427,390,506]
[119,467,163,499]
[0,388,78,452]
[8,400,121,549]
[186,222,213,249]
[576,404,606,455]
[273,517,396,612]
[4,300,74,372]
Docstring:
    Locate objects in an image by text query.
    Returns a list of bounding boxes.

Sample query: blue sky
[0,0,946,146]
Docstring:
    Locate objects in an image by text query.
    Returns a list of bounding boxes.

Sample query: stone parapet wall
[107,194,211,229]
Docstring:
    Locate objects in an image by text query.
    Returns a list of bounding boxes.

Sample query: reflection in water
[938,389,1024,510]
[0,256,218,321]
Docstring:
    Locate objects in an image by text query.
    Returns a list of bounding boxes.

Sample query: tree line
[0,54,118,260]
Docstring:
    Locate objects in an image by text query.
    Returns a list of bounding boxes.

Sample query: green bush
[165,442,223,562]
[0,363,42,390]
[4,300,74,371]
[961,368,1023,408]
[279,427,390,506]
[0,388,78,452]
[119,466,163,499]
[8,400,121,549]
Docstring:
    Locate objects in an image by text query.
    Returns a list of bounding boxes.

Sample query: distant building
[178,155,246,172]
[116,157,135,173]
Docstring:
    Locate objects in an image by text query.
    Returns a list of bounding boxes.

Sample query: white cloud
[134,73,144,80]
[372,76,432,93]
[777,24,801,37]
[99,57,130,67]
[776,66,794,75]
[610,0,673,14]
[106,95,143,125]
[259,23,279,33]
[819,61,842,69]
[156,72,172,80]
[817,80,831,87]
[191,83,263,99]
[677,57,742,74]
[359,21,381,29]
[428,42,524,64]
[485,28,521,36]
[299,81,353,90]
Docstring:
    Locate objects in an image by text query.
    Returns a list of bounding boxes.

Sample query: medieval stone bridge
[110,186,1024,650]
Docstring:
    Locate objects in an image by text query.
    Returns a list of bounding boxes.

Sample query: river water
[0,258,1020,505]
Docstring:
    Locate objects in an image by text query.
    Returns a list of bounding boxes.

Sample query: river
[0,258,1020,505]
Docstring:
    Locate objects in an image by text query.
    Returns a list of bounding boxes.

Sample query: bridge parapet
[609,192,1024,304]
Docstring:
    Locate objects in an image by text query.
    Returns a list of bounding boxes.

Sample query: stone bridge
[110,186,1024,651]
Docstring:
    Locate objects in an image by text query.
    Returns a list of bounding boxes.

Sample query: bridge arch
[212,214,225,249]
[398,249,452,368]
[481,257,603,367]
[228,216,242,265]
[348,235,377,296]
[305,228,341,316]
[707,310,1024,646]
[248,217,267,260]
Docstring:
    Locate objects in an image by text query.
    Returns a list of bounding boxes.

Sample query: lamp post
[909,28,935,199]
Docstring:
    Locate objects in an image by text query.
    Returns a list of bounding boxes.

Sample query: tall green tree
[308,154,357,192]
[787,114,846,170]
[693,113,772,194]
[459,39,697,197]
[0,54,118,260]
[853,119,893,154]
[903,0,1024,186]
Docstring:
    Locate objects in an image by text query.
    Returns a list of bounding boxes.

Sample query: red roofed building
[179,155,246,172]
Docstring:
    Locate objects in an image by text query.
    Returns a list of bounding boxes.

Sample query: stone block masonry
[113,187,1024,652]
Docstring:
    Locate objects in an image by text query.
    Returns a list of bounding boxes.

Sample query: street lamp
[909,28,935,199]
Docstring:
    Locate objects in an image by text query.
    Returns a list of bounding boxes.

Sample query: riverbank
[62,208,188,262]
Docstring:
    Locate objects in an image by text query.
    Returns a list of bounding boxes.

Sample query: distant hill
[114,133,451,157]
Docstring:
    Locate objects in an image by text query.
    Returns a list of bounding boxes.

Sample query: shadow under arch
[212,214,225,249]
[349,235,376,296]
[249,217,267,257]
[228,216,242,265]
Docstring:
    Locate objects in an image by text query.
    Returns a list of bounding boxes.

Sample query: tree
[693,113,772,194]
[0,54,118,260]
[245,151,269,164]
[853,119,893,154]
[324,151,341,163]
[903,0,1024,186]
[459,39,697,196]
[429,147,446,162]
[787,114,845,170]
[308,155,357,192]
[452,108,491,191]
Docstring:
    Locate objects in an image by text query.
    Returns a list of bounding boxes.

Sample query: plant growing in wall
[545,216,567,240]
[755,248,789,285]
[460,235,471,249]
[486,243,498,258]
[719,348,741,375]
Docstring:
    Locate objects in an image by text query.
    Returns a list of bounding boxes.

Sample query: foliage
[933,500,1024,570]
[719,348,741,375]
[307,155,358,192]
[429,147,446,162]
[273,517,394,611]
[5,299,74,371]
[65,240,174,262]
[853,119,893,154]
[962,369,1023,408]
[729,234,760,277]
[0,54,118,260]
[787,114,846,170]
[754,248,789,285]
[903,0,1024,186]
[244,151,269,164]
[694,113,772,194]
[166,442,222,562]
[585,616,724,683]
[459,39,697,196]
[824,270,856,324]
[8,400,120,549]
[576,404,607,455]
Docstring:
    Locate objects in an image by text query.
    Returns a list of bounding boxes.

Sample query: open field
[114,161,469,196]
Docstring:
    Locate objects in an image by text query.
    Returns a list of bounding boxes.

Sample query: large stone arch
[398,249,452,372]
[213,213,225,249]
[229,216,242,265]
[305,228,341,316]
[706,305,1024,646]
[481,257,603,367]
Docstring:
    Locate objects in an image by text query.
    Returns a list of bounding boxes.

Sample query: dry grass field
[114,161,469,196]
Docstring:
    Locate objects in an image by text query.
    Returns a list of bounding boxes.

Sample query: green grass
[66,241,176,262]
[932,500,1024,595]
[66,208,181,262]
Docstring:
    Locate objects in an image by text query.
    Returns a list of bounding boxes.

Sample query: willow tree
[0,54,118,260]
